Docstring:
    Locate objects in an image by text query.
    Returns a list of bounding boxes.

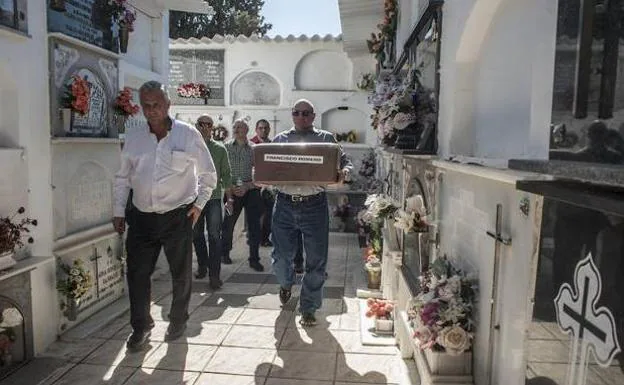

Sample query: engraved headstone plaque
[49,38,118,138]
[57,234,124,331]
[47,0,116,52]
[67,161,112,234]
[168,49,225,106]
[231,71,280,106]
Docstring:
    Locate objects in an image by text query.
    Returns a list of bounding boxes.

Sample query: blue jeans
[192,199,222,278]
[271,192,329,313]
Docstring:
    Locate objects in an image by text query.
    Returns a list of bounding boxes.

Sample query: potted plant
[407,257,477,375]
[113,87,140,139]
[0,207,37,271]
[108,0,137,53]
[56,259,94,321]
[366,298,394,334]
[60,75,90,134]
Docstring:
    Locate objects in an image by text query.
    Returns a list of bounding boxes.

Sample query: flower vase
[375,317,394,334]
[423,349,472,375]
[114,114,127,140]
[366,267,382,290]
[50,0,66,12]
[119,25,129,54]
[60,108,73,134]
[64,297,80,321]
[0,251,16,271]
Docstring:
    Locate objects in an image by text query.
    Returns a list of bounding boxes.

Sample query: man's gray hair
[139,80,169,100]
[233,118,249,129]
[293,98,315,112]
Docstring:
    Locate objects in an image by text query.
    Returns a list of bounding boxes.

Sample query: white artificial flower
[406,195,426,217]
[394,209,415,232]
[436,325,472,356]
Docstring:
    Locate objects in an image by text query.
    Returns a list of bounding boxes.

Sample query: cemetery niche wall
[49,37,118,138]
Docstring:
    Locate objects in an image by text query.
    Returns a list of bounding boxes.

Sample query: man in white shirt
[113,81,217,351]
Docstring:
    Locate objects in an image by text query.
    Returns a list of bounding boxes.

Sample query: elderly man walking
[193,115,232,289]
[221,119,264,271]
[113,81,217,350]
[271,99,352,326]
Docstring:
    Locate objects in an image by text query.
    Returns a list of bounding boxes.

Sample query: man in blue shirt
[271,99,352,327]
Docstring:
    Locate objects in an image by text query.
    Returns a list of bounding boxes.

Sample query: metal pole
[485,203,511,385]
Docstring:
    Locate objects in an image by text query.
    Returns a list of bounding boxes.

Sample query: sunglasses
[292,110,313,117]
[197,121,213,127]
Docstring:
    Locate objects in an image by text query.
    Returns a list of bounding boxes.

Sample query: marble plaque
[56,234,124,331]
[93,235,124,302]
[231,71,280,106]
[49,38,118,138]
[47,0,116,52]
[168,49,225,106]
[66,162,113,234]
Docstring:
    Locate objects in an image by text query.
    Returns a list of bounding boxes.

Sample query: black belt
[278,192,324,203]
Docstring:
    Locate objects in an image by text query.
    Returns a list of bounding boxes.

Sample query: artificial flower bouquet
[113,87,140,117]
[108,0,137,31]
[62,75,90,115]
[394,195,429,233]
[407,257,477,356]
[177,82,210,99]
[361,194,399,225]
[366,298,394,320]
[56,259,94,300]
[357,73,375,91]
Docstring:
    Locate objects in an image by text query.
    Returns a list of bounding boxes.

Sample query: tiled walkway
[3,233,417,385]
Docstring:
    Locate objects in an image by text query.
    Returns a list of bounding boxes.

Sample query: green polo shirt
[207,139,232,200]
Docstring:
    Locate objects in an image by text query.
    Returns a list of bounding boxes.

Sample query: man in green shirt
[193,115,233,289]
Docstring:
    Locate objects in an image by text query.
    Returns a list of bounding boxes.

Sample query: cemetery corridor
[0,233,417,385]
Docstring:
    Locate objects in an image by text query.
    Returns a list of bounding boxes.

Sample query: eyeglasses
[292,110,313,117]
[197,121,213,127]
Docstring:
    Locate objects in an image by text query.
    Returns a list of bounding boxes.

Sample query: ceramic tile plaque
[49,37,118,138]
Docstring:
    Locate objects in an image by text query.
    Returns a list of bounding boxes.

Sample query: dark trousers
[192,199,223,278]
[261,190,275,243]
[222,188,262,262]
[126,203,193,332]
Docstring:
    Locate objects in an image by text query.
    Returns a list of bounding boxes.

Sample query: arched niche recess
[294,50,352,91]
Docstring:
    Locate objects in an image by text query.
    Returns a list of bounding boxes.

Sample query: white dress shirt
[113,119,217,217]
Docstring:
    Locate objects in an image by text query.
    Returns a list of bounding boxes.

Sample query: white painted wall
[437,0,556,161]
[0,0,175,355]
[169,37,375,145]
[435,162,542,385]
[0,0,57,353]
